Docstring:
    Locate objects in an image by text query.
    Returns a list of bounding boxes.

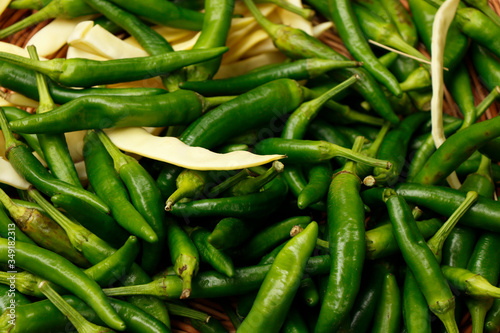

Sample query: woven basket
[1,2,500,332]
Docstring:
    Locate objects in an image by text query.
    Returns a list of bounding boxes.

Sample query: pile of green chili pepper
[0,0,500,332]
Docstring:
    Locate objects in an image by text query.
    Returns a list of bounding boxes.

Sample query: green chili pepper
[399,67,432,92]
[308,119,352,167]
[281,305,310,333]
[0,47,227,87]
[0,270,66,298]
[84,131,158,243]
[442,265,500,299]
[10,89,206,134]
[27,45,82,188]
[449,64,476,131]
[411,114,500,186]
[472,44,500,91]
[170,176,289,218]
[0,204,35,246]
[107,0,205,30]
[8,0,51,9]
[298,277,320,307]
[188,226,235,278]
[0,238,125,330]
[96,130,166,274]
[315,137,366,333]
[0,62,166,105]
[229,216,311,263]
[257,0,315,18]
[180,59,360,96]
[442,226,477,269]
[241,0,400,124]
[0,0,95,39]
[384,190,459,333]
[3,107,44,159]
[229,161,283,197]
[38,281,114,333]
[0,295,170,333]
[297,162,332,209]
[408,0,468,72]
[372,273,401,333]
[208,217,259,250]
[372,112,429,185]
[379,0,418,45]
[82,0,184,92]
[237,222,318,333]
[356,122,392,181]
[165,169,211,210]
[254,137,391,168]
[0,188,89,267]
[186,0,235,82]
[0,283,30,315]
[485,296,500,333]
[166,217,199,299]
[0,109,110,216]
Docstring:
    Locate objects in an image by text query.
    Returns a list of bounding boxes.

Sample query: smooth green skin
[308,120,351,167]
[8,0,51,9]
[407,120,463,181]
[170,176,289,218]
[83,131,157,243]
[298,277,320,307]
[0,238,125,330]
[441,265,500,298]
[363,184,500,233]
[181,59,359,96]
[366,218,442,260]
[456,8,500,59]
[10,90,204,134]
[349,263,387,333]
[328,0,402,96]
[403,270,432,333]
[107,0,204,30]
[244,0,399,124]
[0,62,166,105]
[315,172,365,333]
[2,198,89,267]
[5,143,109,215]
[378,0,418,46]
[51,194,128,249]
[298,162,332,209]
[238,222,318,333]
[0,206,35,245]
[167,169,209,208]
[0,295,170,333]
[180,79,304,149]
[466,233,500,333]
[229,216,311,263]
[79,234,170,326]
[187,0,235,81]
[3,107,43,158]
[373,112,429,185]
[0,47,227,87]
[386,195,457,330]
[85,235,139,287]
[104,255,330,300]
[281,305,310,333]
[191,317,228,333]
[208,217,259,250]
[460,172,496,199]
[165,217,199,299]
[0,283,31,314]
[485,297,500,333]
[118,161,166,274]
[479,138,500,163]
[0,0,95,39]
[191,227,235,278]
[412,115,500,185]
[449,64,476,130]
[472,44,500,91]
[372,273,401,333]
[441,226,477,269]
[408,0,468,72]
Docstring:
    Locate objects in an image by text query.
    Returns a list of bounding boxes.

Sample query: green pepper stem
[433,302,459,333]
[165,302,210,322]
[330,137,391,172]
[27,188,90,252]
[342,136,366,174]
[400,67,432,92]
[426,191,478,263]
[165,170,207,211]
[27,45,55,113]
[208,170,250,197]
[38,281,115,333]
[0,108,24,151]
[475,154,493,182]
[231,161,284,196]
[204,96,237,112]
[0,0,63,39]
[221,301,241,329]
[242,0,280,37]
[307,75,359,109]
[475,86,500,119]
[364,122,392,158]
[103,280,163,297]
[0,51,62,81]
[255,0,315,19]
[96,130,133,171]
[0,188,25,220]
